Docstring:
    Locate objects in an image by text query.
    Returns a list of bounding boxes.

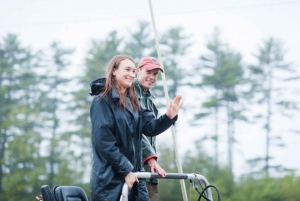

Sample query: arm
[90,97,133,178]
[142,111,177,136]
[142,95,183,136]
[142,135,157,164]
[142,135,166,176]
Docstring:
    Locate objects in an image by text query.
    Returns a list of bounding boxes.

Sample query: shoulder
[90,94,116,118]
[91,94,113,109]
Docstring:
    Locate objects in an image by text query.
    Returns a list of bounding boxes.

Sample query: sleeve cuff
[143,154,158,165]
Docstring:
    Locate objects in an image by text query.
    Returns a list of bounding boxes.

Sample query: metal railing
[119,172,213,201]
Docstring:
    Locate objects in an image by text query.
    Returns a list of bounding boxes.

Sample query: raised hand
[166,95,183,119]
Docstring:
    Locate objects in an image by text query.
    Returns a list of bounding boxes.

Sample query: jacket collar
[111,85,137,118]
[134,78,155,99]
[111,86,120,100]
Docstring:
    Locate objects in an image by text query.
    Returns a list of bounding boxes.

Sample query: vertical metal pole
[147,1,188,200]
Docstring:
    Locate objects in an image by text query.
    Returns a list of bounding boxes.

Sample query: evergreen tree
[0,34,46,200]
[153,26,191,101]
[193,28,225,173]
[248,37,297,176]
[220,50,245,174]
[40,42,76,188]
[124,20,156,62]
[84,30,122,81]
[194,28,246,176]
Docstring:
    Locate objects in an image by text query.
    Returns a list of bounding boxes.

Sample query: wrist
[143,155,157,165]
[147,158,157,166]
[165,113,173,119]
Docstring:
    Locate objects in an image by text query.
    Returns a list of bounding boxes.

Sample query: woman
[89,55,183,201]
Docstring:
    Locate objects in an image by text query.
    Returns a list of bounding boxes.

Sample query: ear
[112,68,116,76]
[136,67,140,74]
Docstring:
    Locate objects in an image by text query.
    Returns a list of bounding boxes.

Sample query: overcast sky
[1,0,300,177]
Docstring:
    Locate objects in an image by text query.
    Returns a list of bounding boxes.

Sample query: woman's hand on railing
[125,172,139,189]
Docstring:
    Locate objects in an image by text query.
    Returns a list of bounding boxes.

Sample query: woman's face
[113,59,136,92]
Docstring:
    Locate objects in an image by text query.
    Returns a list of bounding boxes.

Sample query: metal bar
[119,172,213,201]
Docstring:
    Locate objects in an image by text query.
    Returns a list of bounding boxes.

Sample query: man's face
[136,67,159,92]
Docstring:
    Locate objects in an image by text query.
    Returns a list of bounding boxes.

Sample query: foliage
[194,27,247,174]
[0,34,47,200]
[247,37,297,176]
[0,22,299,201]
[124,20,156,62]
[152,26,191,102]
[157,141,300,201]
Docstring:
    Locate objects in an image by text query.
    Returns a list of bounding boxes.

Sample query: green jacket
[134,78,159,184]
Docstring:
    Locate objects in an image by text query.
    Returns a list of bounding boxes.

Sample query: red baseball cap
[137,57,164,72]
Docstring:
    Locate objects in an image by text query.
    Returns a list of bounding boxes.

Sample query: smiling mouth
[147,81,153,85]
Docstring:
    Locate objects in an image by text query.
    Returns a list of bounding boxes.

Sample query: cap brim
[144,65,164,73]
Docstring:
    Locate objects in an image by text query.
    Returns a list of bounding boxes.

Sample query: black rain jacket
[89,78,177,201]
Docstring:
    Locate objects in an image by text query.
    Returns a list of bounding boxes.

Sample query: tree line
[0,21,299,201]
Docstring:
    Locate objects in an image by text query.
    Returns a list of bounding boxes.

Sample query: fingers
[160,170,166,177]
[173,95,183,109]
[36,196,42,201]
[126,181,133,189]
[178,101,184,108]
[126,179,136,189]
[173,95,182,104]
[125,172,138,189]
[150,162,166,177]
[168,100,173,110]
[166,95,183,119]
[157,167,166,177]
[150,166,155,173]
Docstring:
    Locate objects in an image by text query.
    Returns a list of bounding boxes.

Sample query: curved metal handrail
[119,172,213,201]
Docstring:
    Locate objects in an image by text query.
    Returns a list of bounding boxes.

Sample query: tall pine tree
[248,38,296,176]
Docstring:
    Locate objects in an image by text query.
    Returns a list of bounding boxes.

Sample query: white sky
[1,0,300,178]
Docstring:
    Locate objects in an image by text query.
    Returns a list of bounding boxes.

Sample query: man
[134,57,166,201]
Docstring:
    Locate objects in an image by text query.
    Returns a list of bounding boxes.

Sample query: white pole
[147,1,188,200]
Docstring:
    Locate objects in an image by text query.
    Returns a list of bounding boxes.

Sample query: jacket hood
[90,78,105,96]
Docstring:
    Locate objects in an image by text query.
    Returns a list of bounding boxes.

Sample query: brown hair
[100,55,140,111]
